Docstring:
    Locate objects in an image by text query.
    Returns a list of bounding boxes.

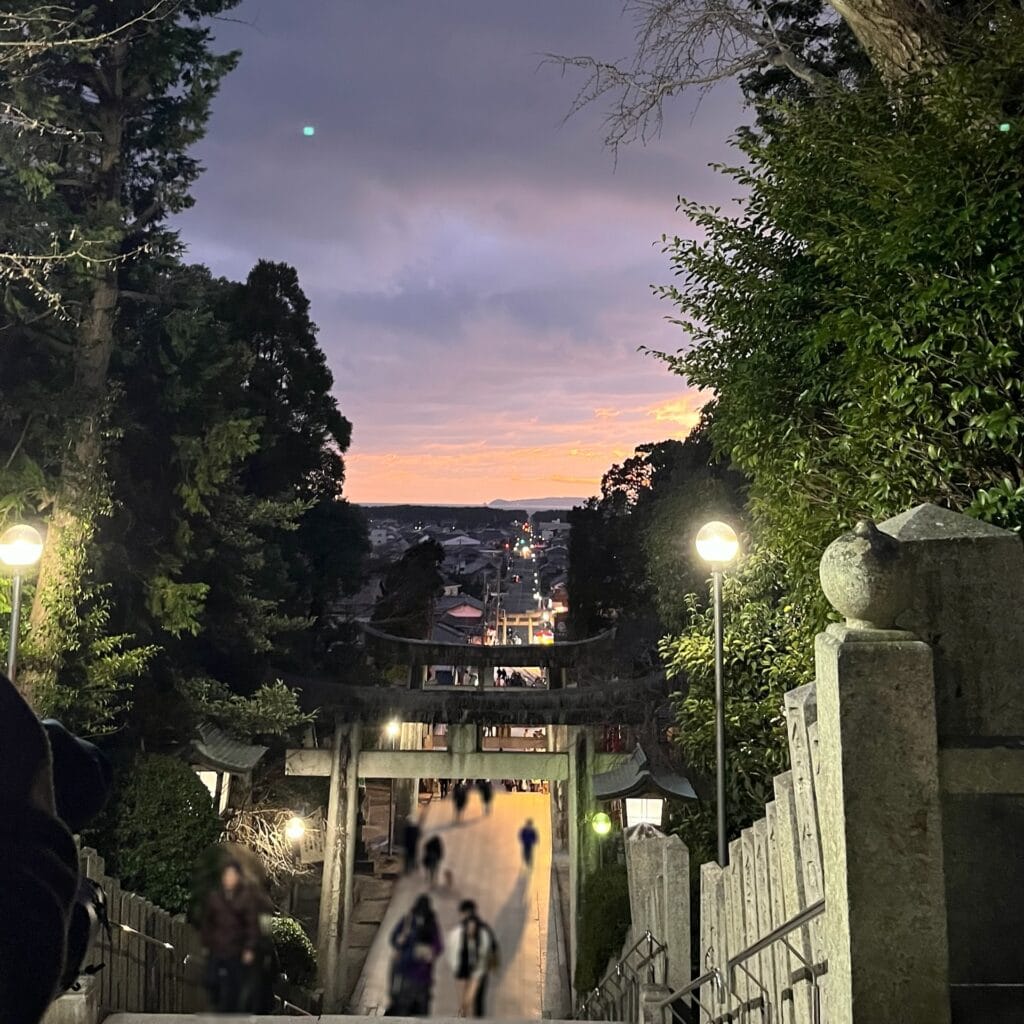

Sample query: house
[537,518,572,543]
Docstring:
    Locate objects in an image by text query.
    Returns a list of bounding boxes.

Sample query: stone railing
[694,683,827,1024]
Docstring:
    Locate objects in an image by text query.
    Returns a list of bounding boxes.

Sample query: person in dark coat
[387,894,443,1016]
[519,819,539,870]
[452,780,469,821]
[0,672,81,1024]
[200,861,261,1012]
[477,779,493,816]
[422,834,444,886]
[403,816,422,874]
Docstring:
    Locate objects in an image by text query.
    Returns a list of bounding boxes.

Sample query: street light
[592,811,612,836]
[695,520,739,867]
[285,815,307,843]
[0,523,43,682]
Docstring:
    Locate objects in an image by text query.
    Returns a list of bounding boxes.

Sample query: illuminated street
[350,790,569,1018]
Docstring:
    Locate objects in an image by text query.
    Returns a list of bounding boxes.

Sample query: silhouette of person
[518,819,539,870]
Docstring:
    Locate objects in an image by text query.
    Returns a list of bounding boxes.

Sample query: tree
[0,2,185,305]
[94,259,365,740]
[644,16,1024,857]
[548,0,963,154]
[0,0,239,710]
[372,540,444,640]
[86,752,222,913]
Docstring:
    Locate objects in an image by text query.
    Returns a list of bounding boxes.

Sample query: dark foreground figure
[0,671,112,1024]
[387,894,443,1015]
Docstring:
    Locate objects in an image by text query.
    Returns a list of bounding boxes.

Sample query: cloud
[176,0,743,503]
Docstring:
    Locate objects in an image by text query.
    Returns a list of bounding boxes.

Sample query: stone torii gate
[285,626,662,1009]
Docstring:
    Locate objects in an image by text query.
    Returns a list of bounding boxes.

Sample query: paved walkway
[349,790,569,1019]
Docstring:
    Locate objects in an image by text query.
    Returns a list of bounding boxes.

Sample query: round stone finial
[819,519,906,629]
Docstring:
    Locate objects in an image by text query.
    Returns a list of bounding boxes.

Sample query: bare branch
[545,0,838,152]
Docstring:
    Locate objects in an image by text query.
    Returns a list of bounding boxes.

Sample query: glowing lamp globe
[592,811,612,836]
[385,719,401,740]
[285,816,306,843]
[695,521,739,566]
[0,524,43,568]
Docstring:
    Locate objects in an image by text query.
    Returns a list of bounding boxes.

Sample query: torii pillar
[316,718,361,1010]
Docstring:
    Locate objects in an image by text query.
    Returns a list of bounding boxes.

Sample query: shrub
[87,753,222,913]
[575,858,631,991]
[271,915,317,989]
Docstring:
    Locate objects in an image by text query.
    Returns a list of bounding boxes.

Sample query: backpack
[60,878,112,993]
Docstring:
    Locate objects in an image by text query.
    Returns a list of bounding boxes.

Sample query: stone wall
[691,505,1024,1024]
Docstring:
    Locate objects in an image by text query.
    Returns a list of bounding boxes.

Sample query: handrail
[726,898,825,987]
[651,969,723,1009]
[109,920,176,952]
[576,930,668,1019]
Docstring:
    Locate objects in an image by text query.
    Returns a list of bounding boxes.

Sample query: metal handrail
[109,920,176,952]
[726,898,824,986]
[649,967,723,1020]
[576,930,668,1019]
[723,898,826,1024]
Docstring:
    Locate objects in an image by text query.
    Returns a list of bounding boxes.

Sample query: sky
[175,1,745,505]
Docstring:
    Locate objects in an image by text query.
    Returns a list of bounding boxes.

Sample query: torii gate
[285,626,663,1009]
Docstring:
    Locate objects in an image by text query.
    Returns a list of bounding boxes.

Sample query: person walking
[477,779,493,816]
[440,777,451,799]
[447,899,498,1018]
[452,780,469,822]
[199,860,260,1013]
[403,815,422,874]
[518,819,539,871]
[387,894,443,1016]
[422,834,444,887]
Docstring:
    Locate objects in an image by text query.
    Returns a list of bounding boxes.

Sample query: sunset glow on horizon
[176,2,740,508]
[344,391,708,505]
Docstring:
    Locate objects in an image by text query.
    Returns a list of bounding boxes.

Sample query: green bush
[575,859,631,992]
[87,753,222,913]
[271,915,317,989]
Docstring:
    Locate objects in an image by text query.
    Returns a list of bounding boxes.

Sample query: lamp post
[284,815,306,913]
[385,719,400,856]
[695,520,739,867]
[592,810,612,868]
[0,524,44,682]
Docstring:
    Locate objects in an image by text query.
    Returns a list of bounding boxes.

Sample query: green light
[303,125,315,137]
[999,123,1011,133]
[592,812,612,836]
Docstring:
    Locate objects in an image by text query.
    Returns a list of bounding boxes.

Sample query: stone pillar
[318,719,360,1009]
[393,721,421,835]
[625,827,690,993]
[816,518,950,1024]
[567,725,582,987]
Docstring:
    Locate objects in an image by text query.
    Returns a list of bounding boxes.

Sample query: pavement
[349,790,570,1019]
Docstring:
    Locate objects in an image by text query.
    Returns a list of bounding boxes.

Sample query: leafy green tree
[646,14,1024,858]
[372,540,444,640]
[0,0,239,712]
[87,752,223,913]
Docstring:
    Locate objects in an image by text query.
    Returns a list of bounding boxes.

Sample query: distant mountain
[489,496,586,511]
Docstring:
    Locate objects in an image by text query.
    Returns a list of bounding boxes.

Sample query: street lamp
[624,797,665,829]
[592,810,613,868]
[285,815,307,843]
[695,520,739,867]
[0,523,43,682]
